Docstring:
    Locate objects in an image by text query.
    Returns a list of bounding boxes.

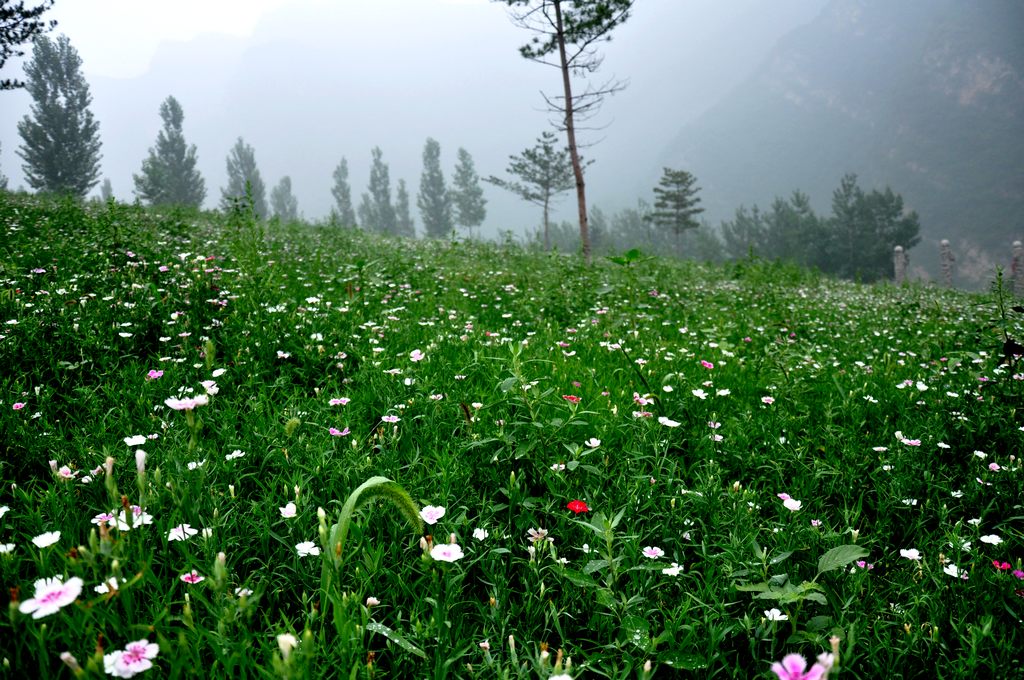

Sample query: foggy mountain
[664,0,1024,281]
[0,0,825,238]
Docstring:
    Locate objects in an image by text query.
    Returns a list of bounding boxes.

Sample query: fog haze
[0,0,826,235]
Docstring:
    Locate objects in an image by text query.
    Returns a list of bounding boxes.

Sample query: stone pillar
[939,239,954,288]
[1013,241,1024,296]
[893,245,907,285]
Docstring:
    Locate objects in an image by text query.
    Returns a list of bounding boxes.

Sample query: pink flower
[420,505,446,525]
[761,396,775,405]
[642,546,665,559]
[279,502,297,518]
[381,415,400,424]
[164,394,208,411]
[328,427,350,437]
[179,570,205,584]
[12,402,26,410]
[430,543,464,562]
[771,652,833,680]
[409,349,425,362]
[146,369,164,380]
[329,397,350,406]
[104,638,159,678]
[18,576,83,618]
[701,360,714,370]
[562,394,580,404]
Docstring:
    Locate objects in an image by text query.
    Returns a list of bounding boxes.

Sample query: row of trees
[4,33,489,233]
[332,141,487,237]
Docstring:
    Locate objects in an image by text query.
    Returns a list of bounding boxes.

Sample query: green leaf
[366,621,427,659]
[562,569,597,588]
[769,550,794,565]
[620,616,652,651]
[817,545,870,576]
[583,559,610,575]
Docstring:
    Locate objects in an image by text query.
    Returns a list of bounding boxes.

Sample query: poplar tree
[451,147,487,238]
[360,147,396,234]
[330,157,356,227]
[133,95,206,208]
[220,137,267,219]
[17,34,102,197]
[270,176,299,222]
[417,138,452,238]
[395,178,415,237]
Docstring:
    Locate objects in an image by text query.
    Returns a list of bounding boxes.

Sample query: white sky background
[40,0,491,79]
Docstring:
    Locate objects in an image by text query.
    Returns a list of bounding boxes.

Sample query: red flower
[567,500,589,514]
[562,395,581,404]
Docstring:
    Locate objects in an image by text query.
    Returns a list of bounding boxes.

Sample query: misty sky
[0,0,827,236]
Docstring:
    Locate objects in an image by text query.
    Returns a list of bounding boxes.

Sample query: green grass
[0,193,1021,679]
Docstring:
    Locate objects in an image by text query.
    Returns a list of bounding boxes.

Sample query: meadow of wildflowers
[0,194,1021,678]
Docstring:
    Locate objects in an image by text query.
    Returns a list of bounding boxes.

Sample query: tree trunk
[553,0,590,264]
[543,194,551,250]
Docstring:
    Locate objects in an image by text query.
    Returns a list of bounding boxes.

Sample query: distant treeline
[543,174,921,283]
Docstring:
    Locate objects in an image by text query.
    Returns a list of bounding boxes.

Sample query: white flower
[167,524,198,541]
[419,505,446,525]
[123,435,147,447]
[764,608,788,621]
[584,438,601,448]
[31,531,61,548]
[657,416,681,428]
[642,546,665,559]
[979,534,1003,545]
[899,548,921,560]
[943,564,967,580]
[430,543,465,562]
[277,633,298,659]
[279,502,297,518]
[661,562,683,576]
[211,368,227,378]
[225,449,245,461]
[472,528,489,541]
[0,505,8,519]
[782,498,802,512]
[691,389,708,400]
[296,541,320,557]
[0,543,15,553]
[365,596,380,607]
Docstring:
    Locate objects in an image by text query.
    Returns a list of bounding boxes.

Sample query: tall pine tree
[133,96,206,208]
[0,1,56,90]
[417,138,452,238]
[451,147,486,238]
[649,168,703,253]
[485,131,575,250]
[330,157,356,227]
[17,34,102,197]
[220,137,267,219]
